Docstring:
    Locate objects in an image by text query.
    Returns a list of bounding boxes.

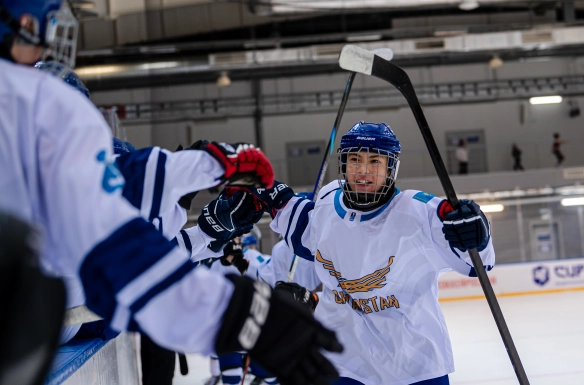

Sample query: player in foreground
[0,1,342,384]
[246,121,495,385]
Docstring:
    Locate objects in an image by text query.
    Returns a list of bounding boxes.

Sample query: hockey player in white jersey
[245,121,495,385]
[0,2,342,384]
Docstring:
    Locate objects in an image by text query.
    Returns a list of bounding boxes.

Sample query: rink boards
[438,257,584,301]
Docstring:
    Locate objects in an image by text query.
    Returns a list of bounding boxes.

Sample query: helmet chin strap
[343,181,396,211]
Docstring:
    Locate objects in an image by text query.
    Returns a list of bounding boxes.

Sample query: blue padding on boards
[45,338,107,385]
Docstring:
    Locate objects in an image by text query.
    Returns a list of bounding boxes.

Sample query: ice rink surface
[173,290,584,385]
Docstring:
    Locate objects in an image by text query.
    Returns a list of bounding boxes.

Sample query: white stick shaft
[64,305,102,327]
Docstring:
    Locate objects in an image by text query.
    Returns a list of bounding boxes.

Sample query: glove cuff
[215,275,272,354]
[437,200,454,221]
[203,143,236,178]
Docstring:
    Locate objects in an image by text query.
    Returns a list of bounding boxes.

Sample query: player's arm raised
[427,197,495,276]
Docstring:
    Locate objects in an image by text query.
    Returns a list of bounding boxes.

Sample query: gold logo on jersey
[316,250,394,293]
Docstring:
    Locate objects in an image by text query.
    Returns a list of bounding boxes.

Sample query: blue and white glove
[438,199,490,252]
[198,190,264,242]
[246,180,295,218]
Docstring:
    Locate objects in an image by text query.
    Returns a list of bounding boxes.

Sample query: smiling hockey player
[246,121,495,385]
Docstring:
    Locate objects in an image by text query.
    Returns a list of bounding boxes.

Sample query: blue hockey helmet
[242,234,258,247]
[0,0,78,72]
[35,61,89,98]
[338,121,401,209]
[112,138,135,155]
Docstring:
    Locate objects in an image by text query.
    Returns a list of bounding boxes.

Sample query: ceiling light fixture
[561,197,584,206]
[488,55,503,69]
[217,71,231,87]
[480,204,505,213]
[459,0,479,11]
[529,96,563,105]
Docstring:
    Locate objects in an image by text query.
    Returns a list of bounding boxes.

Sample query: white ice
[172,290,584,385]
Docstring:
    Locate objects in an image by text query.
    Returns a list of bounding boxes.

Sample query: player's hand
[220,238,249,275]
[215,275,342,385]
[438,199,490,252]
[275,281,319,312]
[198,190,263,241]
[202,142,274,188]
[245,181,295,218]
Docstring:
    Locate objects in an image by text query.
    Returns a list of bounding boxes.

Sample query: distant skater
[552,133,566,167]
[456,139,469,175]
[512,144,524,171]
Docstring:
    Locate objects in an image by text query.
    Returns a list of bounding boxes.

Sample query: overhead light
[529,96,562,105]
[481,204,504,213]
[69,0,95,9]
[216,71,231,87]
[488,55,503,69]
[459,0,479,11]
[346,34,382,42]
[561,197,584,206]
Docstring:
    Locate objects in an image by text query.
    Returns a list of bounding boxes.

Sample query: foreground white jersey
[271,181,495,385]
[0,59,234,354]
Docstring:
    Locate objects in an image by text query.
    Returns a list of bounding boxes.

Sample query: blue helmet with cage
[242,234,258,247]
[35,61,89,98]
[338,121,401,209]
[0,0,78,72]
[112,138,135,155]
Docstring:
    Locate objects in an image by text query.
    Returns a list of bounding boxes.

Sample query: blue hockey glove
[199,189,264,241]
[438,199,490,252]
[246,180,295,218]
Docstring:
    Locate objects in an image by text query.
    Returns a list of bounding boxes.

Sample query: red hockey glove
[203,142,274,188]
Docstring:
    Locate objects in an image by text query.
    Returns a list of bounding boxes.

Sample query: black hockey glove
[215,275,342,385]
[202,142,274,188]
[438,199,490,252]
[275,281,319,312]
[175,140,210,210]
[220,238,249,275]
[245,181,295,218]
[198,189,264,242]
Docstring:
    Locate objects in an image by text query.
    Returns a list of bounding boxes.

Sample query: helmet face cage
[338,146,400,209]
[41,6,78,75]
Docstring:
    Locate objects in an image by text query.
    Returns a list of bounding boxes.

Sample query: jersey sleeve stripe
[139,148,159,218]
[115,148,153,210]
[284,198,304,244]
[149,150,167,221]
[80,217,183,325]
[290,201,315,261]
[129,259,198,317]
[180,229,193,253]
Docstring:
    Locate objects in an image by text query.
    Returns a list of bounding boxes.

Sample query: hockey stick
[338,44,530,385]
[64,305,101,327]
[179,353,189,375]
[286,71,356,282]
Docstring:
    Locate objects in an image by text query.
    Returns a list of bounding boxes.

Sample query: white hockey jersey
[257,240,320,290]
[115,146,224,240]
[0,58,234,354]
[270,181,495,385]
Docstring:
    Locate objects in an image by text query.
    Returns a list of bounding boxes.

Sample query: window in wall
[445,129,488,175]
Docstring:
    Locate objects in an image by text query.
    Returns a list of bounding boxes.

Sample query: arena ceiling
[68,0,584,89]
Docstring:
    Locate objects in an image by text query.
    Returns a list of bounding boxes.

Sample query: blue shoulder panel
[333,189,347,219]
[412,191,435,204]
